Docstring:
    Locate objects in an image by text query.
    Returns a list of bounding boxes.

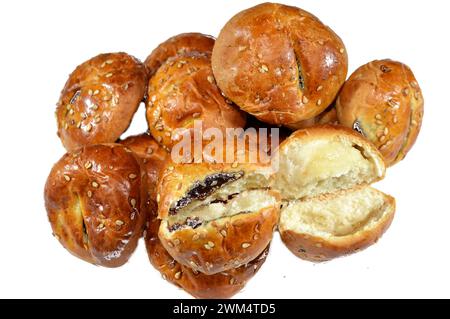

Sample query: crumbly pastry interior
[273,135,384,200]
[279,187,391,238]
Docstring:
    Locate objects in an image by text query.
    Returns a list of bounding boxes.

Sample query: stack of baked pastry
[44,3,424,298]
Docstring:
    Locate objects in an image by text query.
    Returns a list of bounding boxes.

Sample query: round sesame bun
[44,144,146,267]
[56,53,148,151]
[336,59,424,166]
[156,161,279,275]
[144,33,215,77]
[146,52,246,150]
[212,3,348,126]
[145,207,269,299]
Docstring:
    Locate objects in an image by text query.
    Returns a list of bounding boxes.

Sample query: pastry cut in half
[273,125,395,261]
[157,161,280,275]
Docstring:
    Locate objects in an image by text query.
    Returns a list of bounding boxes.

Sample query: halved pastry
[273,125,395,261]
[157,162,280,275]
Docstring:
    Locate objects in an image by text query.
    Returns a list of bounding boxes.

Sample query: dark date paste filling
[169,171,244,215]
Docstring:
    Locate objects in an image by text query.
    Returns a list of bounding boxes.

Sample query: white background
[0,0,448,299]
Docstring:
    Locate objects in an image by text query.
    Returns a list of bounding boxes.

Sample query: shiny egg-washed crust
[44,144,146,267]
[336,59,424,166]
[146,53,246,150]
[280,192,395,262]
[119,133,169,204]
[212,2,348,126]
[56,53,148,151]
[145,208,269,299]
[144,33,215,77]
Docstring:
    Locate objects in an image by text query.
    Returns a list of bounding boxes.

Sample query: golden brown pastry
[271,125,394,261]
[119,133,169,206]
[212,3,348,126]
[44,144,146,267]
[336,59,424,166]
[146,52,246,150]
[144,33,215,77]
[56,53,147,151]
[157,161,280,275]
[145,208,269,299]
[287,106,339,130]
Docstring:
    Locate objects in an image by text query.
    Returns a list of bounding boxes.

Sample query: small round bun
[212,3,348,126]
[336,59,424,166]
[56,53,147,151]
[145,208,269,299]
[44,144,145,267]
[146,53,246,150]
[144,33,215,77]
[157,161,279,275]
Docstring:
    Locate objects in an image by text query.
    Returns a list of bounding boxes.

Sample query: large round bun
[56,53,147,151]
[212,3,348,126]
[336,59,424,166]
[144,33,215,77]
[44,144,146,267]
[146,52,246,150]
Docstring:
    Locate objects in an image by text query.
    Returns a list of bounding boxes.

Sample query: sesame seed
[253,234,259,240]
[380,65,391,73]
[379,135,386,142]
[167,166,174,171]
[376,120,383,125]
[130,198,136,208]
[94,115,101,123]
[242,243,251,249]
[414,91,420,100]
[105,59,113,65]
[220,229,227,237]
[66,104,71,110]
[204,243,212,250]
[63,175,71,182]
[115,220,124,226]
[375,114,382,120]
[156,136,162,143]
[192,234,200,241]
[302,96,309,104]
[316,86,323,92]
[167,241,174,248]
[77,122,82,128]
[173,238,180,245]
[410,81,418,88]
[315,243,322,248]
[87,190,92,198]
[402,88,410,96]
[156,194,160,203]
[91,104,98,110]
[231,162,238,168]
[259,65,269,73]
[97,223,105,230]
[174,272,181,280]
[384,127,389,135]
[189,261,199,269]
[207,75,215,84]
[340,48,345,54]
[69,109,74,115]
[64,123,68,130]
[165,132,171,137]
[128,173,137,179]
[123,83,129,91]
[146,147,153,155]
[229,278,236,285]
[192,112,201,118]
[84,161,92,169]
[393,116,398,124]
[105,73,113,78]
[103,96,111,101]
[88,89,93,96]
[376,131,383,138]
[85,124,92,132]
[93,90,100,96]
[316,99,322,106]
[92,181,99,188]
[238,46,247,52]
[208,241,214,248]
[380,144,387,151]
